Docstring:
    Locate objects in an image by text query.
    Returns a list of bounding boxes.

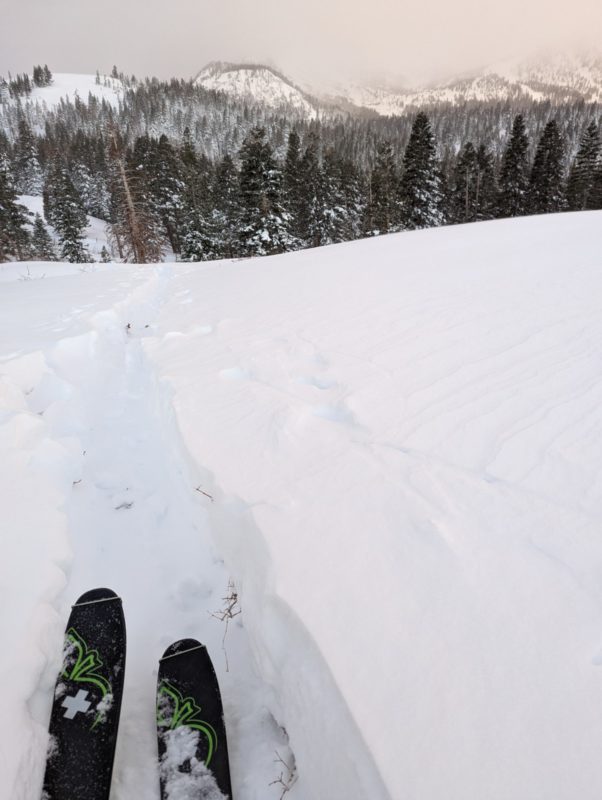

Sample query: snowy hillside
[8,73,122,110]
[195,62,318,118]
[2,211,602,799]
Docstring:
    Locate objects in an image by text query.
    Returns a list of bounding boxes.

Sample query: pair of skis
[41,588,232,800]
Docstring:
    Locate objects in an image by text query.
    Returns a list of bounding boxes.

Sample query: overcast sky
[1,0,601,86]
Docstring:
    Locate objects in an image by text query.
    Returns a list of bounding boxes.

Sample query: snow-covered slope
[10,73,122,110]
[2,211,602,799]
[195,62,318,117]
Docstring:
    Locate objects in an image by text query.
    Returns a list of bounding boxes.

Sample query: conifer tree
[450,141,478,223]
[283,130,303,238]
[238,126,294,256]
[31,213,57,260]
[107,128,163,263]
[15,118,43,195]
[147,135,186,253]
[363,141,399,234]
[179,137,219,262]
[498,114,530,217]
[566,121,600,211]
[0,154,31,261]
[399,113,445,229]
[336,157,365,241]
[474,145,497,221]
[527,120,566,214]
[298,132,328,247]
[212,154,241,258]
[46,165,91,263]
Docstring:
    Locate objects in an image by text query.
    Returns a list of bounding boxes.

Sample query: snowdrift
[2,211,602,799]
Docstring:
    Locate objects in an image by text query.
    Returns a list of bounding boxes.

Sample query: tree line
[1,80,602,263]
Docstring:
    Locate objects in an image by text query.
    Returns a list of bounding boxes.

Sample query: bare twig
[195,485,214,502]
[210,580,241,672]
[269,751,298,799]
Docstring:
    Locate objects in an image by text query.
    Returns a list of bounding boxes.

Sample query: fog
[1,0,601,86]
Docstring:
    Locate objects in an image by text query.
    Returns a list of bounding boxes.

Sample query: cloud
[1,0,601,86]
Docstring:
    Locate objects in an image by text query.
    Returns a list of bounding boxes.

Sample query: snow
[2,210,602,799]
[19,195,112,262]
[12,73,122,111]
[195,63,318,118]
[160,728,226,800]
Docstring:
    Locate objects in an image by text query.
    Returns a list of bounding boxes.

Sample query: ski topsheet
[42,588,126,800]
[157,639,232,800]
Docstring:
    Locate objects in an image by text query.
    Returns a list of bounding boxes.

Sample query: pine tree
[238,126,294,257]
[107,128,163,263]
[283,130,303,238]
[0,154,31,261]
[100,245,112,263]
[474,145,497,221]
[399,113,445,230]
[527,120,566,214]
[297,132,328,247]
[336,157,365,242]
[147,135,186,254]
[566,121,600,211]
[31,213,57,260]
[363,141,399,235]
[498,114,530,217]
[450,141,479,223]
[319,149,356,245]
[179,134,219,262]
[212,154,241,258]
[46,165,91,263]
[15,118,43,195]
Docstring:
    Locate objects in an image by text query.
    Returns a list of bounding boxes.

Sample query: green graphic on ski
[157,639,232,799]
[42,588,126,800]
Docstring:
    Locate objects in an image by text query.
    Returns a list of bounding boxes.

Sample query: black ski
[157,639,233,799]
[42,588,126,800]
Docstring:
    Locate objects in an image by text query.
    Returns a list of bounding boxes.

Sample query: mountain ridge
[194,54,602,117]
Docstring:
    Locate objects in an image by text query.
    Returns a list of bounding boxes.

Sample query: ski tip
[73,587,121,607]
[160,638,206,661]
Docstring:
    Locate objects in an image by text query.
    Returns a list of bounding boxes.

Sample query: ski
[157,638,233,800]
[41,588,126,800]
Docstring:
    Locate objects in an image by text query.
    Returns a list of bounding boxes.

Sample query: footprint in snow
[296,374,338,391]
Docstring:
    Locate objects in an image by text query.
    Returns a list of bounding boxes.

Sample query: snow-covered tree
[498,114,530,217]
[399,113,445,230]
[364,140,399,235]
[0,154,31,261]
[45,165,92,263]
[238,126,294,257]
[566,121,600,211]
[527,120,566,214]
[31,213,57,260]
[107,130,163,263]
[15,118,43,195]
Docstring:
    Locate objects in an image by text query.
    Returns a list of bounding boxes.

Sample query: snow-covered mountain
[195,53,602,117]
[3,210,602,800]
[335,52,602,114]
[194,61,320,118]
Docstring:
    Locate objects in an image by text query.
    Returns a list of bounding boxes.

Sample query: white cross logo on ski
[62,689,92,719]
